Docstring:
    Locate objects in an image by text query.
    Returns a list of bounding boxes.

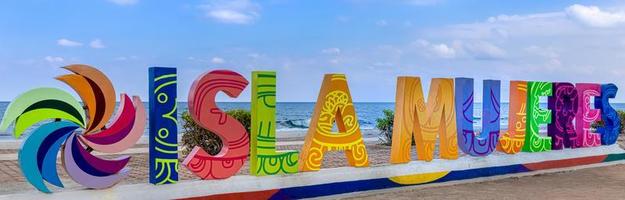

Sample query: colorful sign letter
[250,71,299,176]
[299,74,369,171]
[575,83,601,147]
[595,84,620,145]
[547,82,578,150]
[149,67,179,184]
[523,81,552,152]
[0,65,145,193]
[183,70,250,179]
[454,78,500,156]
[497,81,527,154]
[391,77,458,163]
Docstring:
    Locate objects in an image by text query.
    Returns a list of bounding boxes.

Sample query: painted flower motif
[0,64,146,193]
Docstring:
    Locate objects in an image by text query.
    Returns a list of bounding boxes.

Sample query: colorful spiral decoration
[0,64,146,193]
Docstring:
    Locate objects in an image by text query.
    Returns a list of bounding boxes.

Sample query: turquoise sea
[1,102,624,139]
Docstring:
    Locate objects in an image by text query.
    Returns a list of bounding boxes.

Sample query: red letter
[182,70,250,179]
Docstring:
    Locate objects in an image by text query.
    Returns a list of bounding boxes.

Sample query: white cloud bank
[566,4,625,27]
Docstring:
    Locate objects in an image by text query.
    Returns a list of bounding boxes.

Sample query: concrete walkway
[342,163,625,200]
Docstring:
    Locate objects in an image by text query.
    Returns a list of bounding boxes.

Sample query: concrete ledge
[0,136,379,150]
[2,145,624,199]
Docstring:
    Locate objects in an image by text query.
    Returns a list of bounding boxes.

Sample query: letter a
[299,74,369,171]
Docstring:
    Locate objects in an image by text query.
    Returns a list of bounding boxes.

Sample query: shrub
[592,110,625,134]
[376,109,394,146]
[180,109,251,157]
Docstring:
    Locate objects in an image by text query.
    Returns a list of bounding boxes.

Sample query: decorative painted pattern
[182,153,625,199]
[390,77,458,163]
[0,64,145,193]
[250,71,299,176]
[575,83,601,147]
[497,81,527,154]
[522,82,552,152]
[595,84,620,145]
[183,70,250,179]
[547,82,578,150]
[299,74,369,171]
[454,78,501,156]
[149,67,179,184]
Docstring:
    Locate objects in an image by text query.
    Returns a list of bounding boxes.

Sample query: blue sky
[1,0,625,102]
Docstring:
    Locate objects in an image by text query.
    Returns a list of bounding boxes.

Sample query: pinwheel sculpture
[0,64,146,193]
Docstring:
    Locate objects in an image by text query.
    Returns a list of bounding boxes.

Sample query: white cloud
[248,53,262,59]
[348,0,442,6]
[337,16,350,23]
[460,41,506,60]
[414,39,455,58]
[115,56,128,61]
[414,39,505,59]
[89,39,106,49]
[321,48,342,64]
[487,13,564,23]
[107,0,139,6]
[430,43,456,58]
[376,20,388,26]
[566,4,625,27]
[525,45,559,58]
[57,38,83,47]
[44,56,64,63]
[200,0,260,24]
[321,48,341,55]
[114,56,138,61]
[211,57,226,64]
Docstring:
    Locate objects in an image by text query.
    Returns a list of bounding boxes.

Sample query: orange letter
[497,81,528,154]
[299,74,369,171]
[391,77,458,163]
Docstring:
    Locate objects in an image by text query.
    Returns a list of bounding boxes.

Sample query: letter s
[182,70,249,179]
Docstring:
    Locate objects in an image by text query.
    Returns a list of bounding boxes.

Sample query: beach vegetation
[180,109,251,156]
[592,110,625,134]
[376,109,394,146]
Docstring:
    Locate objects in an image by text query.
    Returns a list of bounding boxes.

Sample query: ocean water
[1,102,624,139]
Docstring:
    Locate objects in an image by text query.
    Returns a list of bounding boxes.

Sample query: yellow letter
[299,74,369,171]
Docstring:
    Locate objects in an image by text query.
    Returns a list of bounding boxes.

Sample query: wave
[277,119,310,130]
[275,118,378,131]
